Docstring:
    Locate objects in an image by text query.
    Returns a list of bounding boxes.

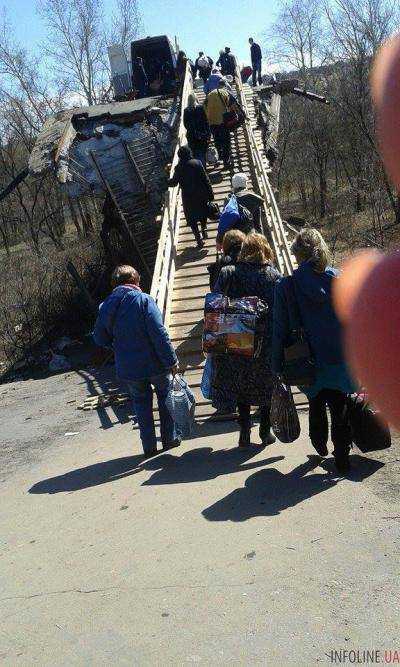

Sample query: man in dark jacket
[168,145,214,248]
[217,47,236,77]
[194,51,213,84]
[93,265,180,457]
[249,38,262,86]
[232,172,264,232]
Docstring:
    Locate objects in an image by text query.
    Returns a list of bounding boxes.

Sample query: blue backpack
[218,195,240,237]
[217,194,253,238]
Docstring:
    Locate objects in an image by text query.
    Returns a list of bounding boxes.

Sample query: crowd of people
[94,226,354,474]
[168,41,264,248]
[94,36,359,476]
[132,38,264,99]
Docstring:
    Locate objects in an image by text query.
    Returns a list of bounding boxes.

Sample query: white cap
[232,173,248,190]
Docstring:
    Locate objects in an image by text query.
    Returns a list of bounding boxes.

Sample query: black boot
[334,447,351,474]
[191,223,204,248]
[238,422,251,447]
[259,412,276,446]
[259,420,276,447]
[195,230,204,248]
[312,441,329,457]
[201,222,208,240]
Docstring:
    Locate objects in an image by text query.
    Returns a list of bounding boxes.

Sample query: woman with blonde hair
[272,228,355,473]
[183,92,210,167]
[212,233,282,446]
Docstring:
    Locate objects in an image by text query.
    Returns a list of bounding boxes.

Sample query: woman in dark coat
[207,228,245,291]
[272,228,355,473]
[213,233,282,446]
[183,93,211,166]
[168,146,214,248]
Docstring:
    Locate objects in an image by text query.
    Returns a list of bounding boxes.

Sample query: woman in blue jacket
[272,229,355,473]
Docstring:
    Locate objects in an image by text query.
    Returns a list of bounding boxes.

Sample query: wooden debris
[77,392,130,410]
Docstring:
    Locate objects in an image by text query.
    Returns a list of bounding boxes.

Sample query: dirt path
[1,369,399,665]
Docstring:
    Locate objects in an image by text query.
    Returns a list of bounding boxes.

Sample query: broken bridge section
[29,95,180,285]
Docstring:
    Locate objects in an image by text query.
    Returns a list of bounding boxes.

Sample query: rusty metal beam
[122,141,147,193]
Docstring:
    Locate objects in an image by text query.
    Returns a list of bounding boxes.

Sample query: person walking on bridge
[232,172,264,232]
[212,233,281,447]
[93,265,180,458]
[272,229,355,473]
[204,80,235,168]
[194,51,213,84]
[216,47,236,77]
[168,145,214,248]
[183,93,211,166]
[204,68,232,95]
[249,38,262,87]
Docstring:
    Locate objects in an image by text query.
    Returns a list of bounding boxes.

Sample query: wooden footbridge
[149,64,302,422]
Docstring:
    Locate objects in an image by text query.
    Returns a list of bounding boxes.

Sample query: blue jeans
[126,373,176,453]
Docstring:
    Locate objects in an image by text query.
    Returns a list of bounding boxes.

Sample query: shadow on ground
[29,455,145,494]
[142,447,284,486]
[28,436,282,494]
[202,454,385,521]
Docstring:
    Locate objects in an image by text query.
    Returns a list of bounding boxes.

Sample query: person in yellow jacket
[204,81,235,168]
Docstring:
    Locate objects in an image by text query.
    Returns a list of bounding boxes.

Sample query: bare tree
[265,0,327,80]
[38,0,106,105]
[325,0,400,219]
[38,0,142,105]
[110,0,142,53]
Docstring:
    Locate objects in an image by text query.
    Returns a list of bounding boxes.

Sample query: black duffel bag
[346,392,391,453]
[270,381,301,443]
[207,202,220,220]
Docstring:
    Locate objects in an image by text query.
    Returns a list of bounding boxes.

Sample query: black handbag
[270,381,301,443]
[281,277,316,387]
[217,90,244,131]
[346,393,391,453]
[207,202,220,220]
[235,202,254,234]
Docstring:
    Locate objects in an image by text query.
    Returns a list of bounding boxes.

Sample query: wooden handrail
[150,62,194,323]
[235,67,296,276]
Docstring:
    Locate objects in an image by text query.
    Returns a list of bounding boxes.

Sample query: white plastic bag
[166,374,196,438]
[206,147,218,165]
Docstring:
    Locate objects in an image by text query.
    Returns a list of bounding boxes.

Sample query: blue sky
[9,0,279,67]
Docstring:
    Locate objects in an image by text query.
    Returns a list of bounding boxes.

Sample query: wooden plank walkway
[168,84,251,419]
[168,83,306,421]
